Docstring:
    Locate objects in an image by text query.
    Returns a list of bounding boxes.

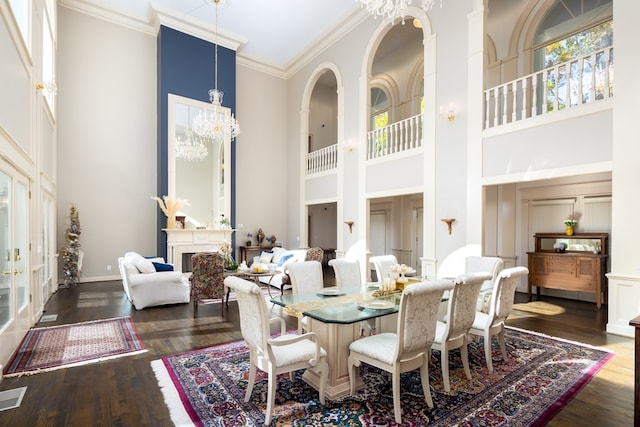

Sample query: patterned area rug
[151,327,612,426]
[3,317,146,377]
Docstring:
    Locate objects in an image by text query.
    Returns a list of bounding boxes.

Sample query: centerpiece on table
[564,217,577,236]
[151,196,189,229]
[390,263,415,284]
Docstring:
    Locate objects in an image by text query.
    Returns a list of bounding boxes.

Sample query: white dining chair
[224,276,329,425]
[369,254,398,282]
[431,272,492,392]
[347,279,455,424]
[285,260,324,333]
[469,266,529,372]
[465,256,504,312]
[328,258,362,287]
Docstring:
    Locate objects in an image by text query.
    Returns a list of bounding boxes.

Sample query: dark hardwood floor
[0,273,634,426]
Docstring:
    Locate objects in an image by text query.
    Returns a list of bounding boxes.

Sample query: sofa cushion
[258,250,274,264]
[152,262,174,272]
[271,247,287,264]
[134,257,155,274]
[277,253,295,267]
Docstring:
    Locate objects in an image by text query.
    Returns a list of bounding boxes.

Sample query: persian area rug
[3,316,146,377]
[151,327,613,426]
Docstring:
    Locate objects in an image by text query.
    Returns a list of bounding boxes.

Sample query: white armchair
[224,276,328,425]
[118,251,190,310]
[347,280,455,424]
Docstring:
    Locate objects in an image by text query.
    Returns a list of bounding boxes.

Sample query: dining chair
[431,272,492,392]
[369,254,398,282]
[224,276,329,425]
[328,258,362,287]
[347,280,455,424]
[465,256,504,313]
[285,260,324,333]
[190,252,226,317]
[469,266,529,372]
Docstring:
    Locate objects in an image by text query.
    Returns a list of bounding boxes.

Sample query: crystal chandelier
[192,0,240,144]
[357,0,443,21]
[176,128,208,162]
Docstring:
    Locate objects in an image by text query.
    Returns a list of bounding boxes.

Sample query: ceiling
[62,0,366,72]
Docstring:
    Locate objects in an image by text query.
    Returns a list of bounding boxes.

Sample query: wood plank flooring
[0,276,633,426]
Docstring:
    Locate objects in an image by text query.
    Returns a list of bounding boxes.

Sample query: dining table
[270,280,424,399]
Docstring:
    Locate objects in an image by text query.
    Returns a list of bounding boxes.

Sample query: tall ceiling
[61,0,365,72]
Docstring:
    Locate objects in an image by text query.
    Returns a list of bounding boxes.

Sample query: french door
[0,167,30,366]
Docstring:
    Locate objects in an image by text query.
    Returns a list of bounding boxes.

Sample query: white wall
[58,8,157,280]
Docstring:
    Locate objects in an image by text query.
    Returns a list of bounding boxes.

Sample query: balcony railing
[484,46,614,129]
[306,144,338,175]
[367,113,423,160]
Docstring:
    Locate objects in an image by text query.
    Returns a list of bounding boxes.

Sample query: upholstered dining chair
[328,258,362,287]
[224,276,328,425]
[190,252,226,317]
[431,272,492,392]
[469,266,529,372]
[285,260,324,333]
[347,280,455,424]
[369,254,398,282]
[465,256,504,313]
[280,247,324,292]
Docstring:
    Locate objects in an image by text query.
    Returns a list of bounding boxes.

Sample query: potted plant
[564,218,577,236]
[246,232,253,246]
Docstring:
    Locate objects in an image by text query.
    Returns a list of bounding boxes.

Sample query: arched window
[370,86,390,131]
[533,0,613,109]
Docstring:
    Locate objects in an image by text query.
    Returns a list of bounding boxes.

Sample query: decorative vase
[246,240,252,246]
[257,229,265,245]
[565,225,574,236]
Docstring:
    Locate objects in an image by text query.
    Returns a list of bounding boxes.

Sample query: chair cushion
[152,262,174,272]
[348,333,397,365]
[270,335,328,367]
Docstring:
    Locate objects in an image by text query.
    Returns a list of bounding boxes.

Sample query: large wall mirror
[168,93,231,228]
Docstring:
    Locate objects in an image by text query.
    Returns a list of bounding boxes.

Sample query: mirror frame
[167,93,231,228]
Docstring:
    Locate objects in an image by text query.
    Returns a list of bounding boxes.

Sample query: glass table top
[270,284,402,324]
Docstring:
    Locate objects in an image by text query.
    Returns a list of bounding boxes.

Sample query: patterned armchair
[280,247,324,291]
[190,252,226,317]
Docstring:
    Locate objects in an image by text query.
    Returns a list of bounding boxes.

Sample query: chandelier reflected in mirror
[358,0,443,21]
[192,0,240,145]
[176,128,208,162]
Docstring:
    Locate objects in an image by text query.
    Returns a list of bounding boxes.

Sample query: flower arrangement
[220,241,238,270]
[151,196,189,228]
[246,232,253,246]
[564,218,577,227]
[390,264,414,274]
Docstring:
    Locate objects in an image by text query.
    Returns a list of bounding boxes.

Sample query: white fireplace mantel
[164,228,234,272]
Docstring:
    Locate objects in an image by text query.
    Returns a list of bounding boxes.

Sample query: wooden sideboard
[527,232,609,309]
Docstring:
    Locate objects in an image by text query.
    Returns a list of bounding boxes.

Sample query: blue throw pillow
[152,262,174,272]
[277,253,294,267]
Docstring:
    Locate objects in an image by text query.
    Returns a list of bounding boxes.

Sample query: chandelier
[176,128,208,162]
[357,0,443,21]
[192,0,240,145]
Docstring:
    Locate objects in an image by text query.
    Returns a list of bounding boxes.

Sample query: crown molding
[60,0,155,35]
[151,5,246,52]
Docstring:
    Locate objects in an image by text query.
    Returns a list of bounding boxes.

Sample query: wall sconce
[439,103,455,122]
[344,221,354,233]
[342,140,358,152]
[441,218,455,235]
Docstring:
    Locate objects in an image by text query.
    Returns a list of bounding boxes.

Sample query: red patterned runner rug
[3,316,146,377]
[151,326,613,426]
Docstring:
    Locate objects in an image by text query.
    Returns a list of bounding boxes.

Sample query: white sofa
[251,247,309,291]
[118,251,190,310]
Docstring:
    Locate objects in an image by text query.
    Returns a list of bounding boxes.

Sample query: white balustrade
[306,144,338,175]
[484,46,614,129]
[366,113,423,160]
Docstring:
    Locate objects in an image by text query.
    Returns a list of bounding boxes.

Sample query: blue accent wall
[156,25,237,258]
